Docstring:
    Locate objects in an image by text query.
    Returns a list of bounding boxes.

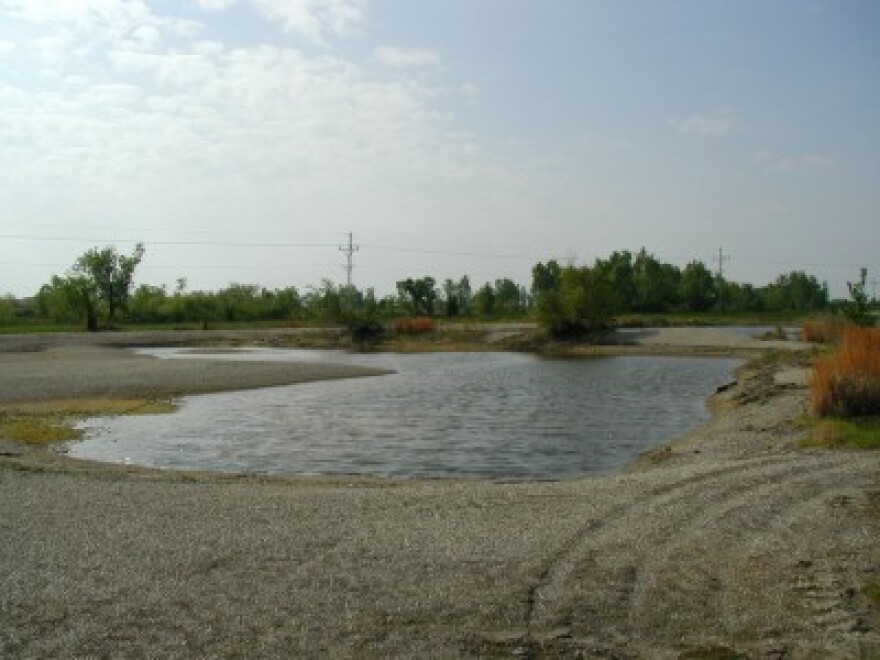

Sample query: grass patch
[0,397,178,446]
[0,418,83,444]
[810,326,880,417]
[392,316,436,335]
[802,317,844,343]
[864,583,880,608]
[801,417,880,450]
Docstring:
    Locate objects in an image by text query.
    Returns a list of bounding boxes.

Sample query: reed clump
[392,317,436,335]
[802,317,844,343]
[810,326,880,418]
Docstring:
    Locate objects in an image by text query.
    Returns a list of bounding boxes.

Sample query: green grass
[0,398,178,446]
[802,417,880,449]
[0,323,83,334]
[616,310,808,328]
[864,583,880,608]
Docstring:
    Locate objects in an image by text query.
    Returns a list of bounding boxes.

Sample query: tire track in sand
[505,452,874,656]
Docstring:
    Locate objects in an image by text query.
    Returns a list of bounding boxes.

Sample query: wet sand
[1,330,878,657]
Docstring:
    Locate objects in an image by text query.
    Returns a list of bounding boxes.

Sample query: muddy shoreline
[1,329,877,657]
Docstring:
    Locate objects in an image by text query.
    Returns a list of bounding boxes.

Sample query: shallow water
[72,348,739,479]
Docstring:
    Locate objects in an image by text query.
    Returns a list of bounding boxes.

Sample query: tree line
[1,244,850,335]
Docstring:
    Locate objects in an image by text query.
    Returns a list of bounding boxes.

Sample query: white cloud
[196,0,237,10]
[754,150,835,171]
[0,27,508,226]
[249,0,363,44]
[374,46,440,69]
[0,0,530,294]
[1,0,153,29]
[677,110,734,136]
[460,82,479,105]
[0,39,14,58]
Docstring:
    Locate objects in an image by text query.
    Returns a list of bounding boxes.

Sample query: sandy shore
[1,329,878,658]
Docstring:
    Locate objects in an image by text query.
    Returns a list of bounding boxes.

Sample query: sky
[1,0,878,299]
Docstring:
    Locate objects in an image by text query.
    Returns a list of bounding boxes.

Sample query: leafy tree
[722,281,764,313]
[632,248,680,312]
[598,251,637,311]
[679,260,716,312]
[532,260,616,339]
[763,271,828,311]
[441,276,473,317]
[128,284,169,323]
[71,243,145,323]
[36,274,98,330]
[304,279,343,322]
[473,282,497,316]
[843,268,874,326]
[0,295,16,324]
[396,276,437,316]
[493,277,528,316]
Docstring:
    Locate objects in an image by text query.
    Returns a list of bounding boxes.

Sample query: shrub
[811,326,880,417]
[802,317,844,343]
[392,316,436,335]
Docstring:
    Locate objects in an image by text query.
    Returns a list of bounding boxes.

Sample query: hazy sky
[1,0,878,298]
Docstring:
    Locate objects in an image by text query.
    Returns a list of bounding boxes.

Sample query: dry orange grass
[802,317,844,343]
[811,326,880,417]
[392,316,436,335]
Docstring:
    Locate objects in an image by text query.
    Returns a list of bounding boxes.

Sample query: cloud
[196,0,238,10]
[753,150,835,171]
[248,0,363,43]
[676,111,734,136]
[0,38,14,61]
[1,0,152,28]
[0,7,510,223]
[374,46,441,69]
[460,82,479,105]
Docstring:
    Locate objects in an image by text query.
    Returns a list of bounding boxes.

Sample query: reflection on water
[72,348,739,479]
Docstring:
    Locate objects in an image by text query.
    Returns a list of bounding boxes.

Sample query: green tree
[843,268,874,326]
[473,282,497,316]
[128,284,169,323]
[679,261,716,312]
[633,248,680,312]
[494,278,527,316]
[763,271,829,312]
[532,260,616,339]
[0,295,16,324]
[36,274,99,330]
[71,243,145,323]
[303,280,343,322]
[598,250,636,311]
[441,276,473,317]
[396,277,437,316]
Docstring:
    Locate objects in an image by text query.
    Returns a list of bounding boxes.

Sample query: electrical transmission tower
[339,232,359,287]
[716,247,730,311]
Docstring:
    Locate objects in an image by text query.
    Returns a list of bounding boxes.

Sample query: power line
[0,234,338,249]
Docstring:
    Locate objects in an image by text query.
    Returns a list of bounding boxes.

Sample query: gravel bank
[0,345,388,404]
[1,331,878,657]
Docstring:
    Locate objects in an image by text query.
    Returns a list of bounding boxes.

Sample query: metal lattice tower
[339,232,359,287]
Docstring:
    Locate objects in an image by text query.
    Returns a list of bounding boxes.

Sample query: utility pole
[871,278,878,304]
[339,232,359,288]
[716,247,730,311]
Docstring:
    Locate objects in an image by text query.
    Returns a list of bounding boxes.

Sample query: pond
[72,349,740,479]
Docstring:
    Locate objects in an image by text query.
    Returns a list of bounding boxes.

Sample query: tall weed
[811,326,880,417]
[392,317,436,335]
[802,317,844,343]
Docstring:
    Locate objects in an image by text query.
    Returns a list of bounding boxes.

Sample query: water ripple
[73,349,739,479]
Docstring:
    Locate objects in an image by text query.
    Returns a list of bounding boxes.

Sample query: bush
[392,317,436,335]
[811,326,880,417]
[802,317,844,343]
